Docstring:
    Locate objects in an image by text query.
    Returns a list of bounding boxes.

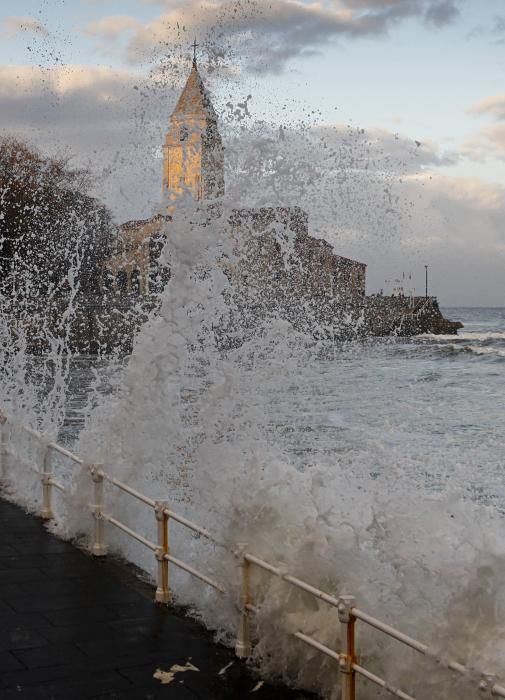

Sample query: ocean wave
[421,332,505,342]
[447,343,505,358]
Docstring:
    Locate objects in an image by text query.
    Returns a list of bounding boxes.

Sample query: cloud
[83,15,143,41]
[341,0,461,25]
[465,94,505,161]
[468,94,505,121]
[423,0,460,25]
[466,14,505,43]
[464,124,505,162]
[87,0,463,74]
[3,16,50,38]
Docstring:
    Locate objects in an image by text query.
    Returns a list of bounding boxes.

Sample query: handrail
[164,553,225,593]
[352,608,428,655]
[163,506,220,544]
[352,664,415,700]
[0,408,504,700]
[244,552,341,608]
[101,471,156,508]
[20,423,83,465]
[103,514,157,551]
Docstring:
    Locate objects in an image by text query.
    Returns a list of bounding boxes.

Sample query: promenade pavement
[0,498,317,699]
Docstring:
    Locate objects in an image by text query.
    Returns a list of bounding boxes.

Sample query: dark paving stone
[40,559,104,579]
[93,685,198,700]
[0,611,56,630]
[0,555,47,571]
[1,667,132,698]
[107,598,157,619]
[0,623,48,652]
[0,650,24,672]
[0,599,15,616]
[0,544,17,557]
[0,582,24,597]
[38,620,137,644]
[20,576,99,597]
[10,537,76,555]
[13,642,88,669]
[0,498,318,699]
[76,635,159,659]
[42,605,120,627]
[4,591,104,613]
[0,567,45,583]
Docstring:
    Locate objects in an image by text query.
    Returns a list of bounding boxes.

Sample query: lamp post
[425,265,428,299]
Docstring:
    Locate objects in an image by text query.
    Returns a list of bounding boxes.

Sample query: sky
[1,0,505,305]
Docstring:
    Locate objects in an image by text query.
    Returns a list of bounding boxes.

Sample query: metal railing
[0,408,504,700]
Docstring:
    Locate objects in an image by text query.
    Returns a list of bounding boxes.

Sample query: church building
[106,48,366,301]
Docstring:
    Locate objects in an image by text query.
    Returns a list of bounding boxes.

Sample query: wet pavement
[0,498,317,699]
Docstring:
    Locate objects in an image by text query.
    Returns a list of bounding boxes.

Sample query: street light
[424,264,428,299]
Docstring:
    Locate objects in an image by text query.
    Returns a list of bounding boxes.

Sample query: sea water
[62,306,505,512]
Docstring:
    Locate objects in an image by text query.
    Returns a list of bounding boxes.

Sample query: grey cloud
[424,0,460,25]
[120,0,463,74]
[466,14,505,43]
[341,0,461,25]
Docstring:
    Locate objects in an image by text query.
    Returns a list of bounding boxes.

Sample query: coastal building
[106,49,366,300]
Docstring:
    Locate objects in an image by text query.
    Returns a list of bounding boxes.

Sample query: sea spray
[64,201,505,699]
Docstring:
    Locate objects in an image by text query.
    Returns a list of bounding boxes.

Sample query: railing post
[235,544,252,658]
[479,673,496,693]
[89,464,107,556]
[0,411,7,484]
[154,500,170,604]
[40,445,53,520]
[338,595,356,700]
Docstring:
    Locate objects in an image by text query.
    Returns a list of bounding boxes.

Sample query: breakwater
[4,292,461,355]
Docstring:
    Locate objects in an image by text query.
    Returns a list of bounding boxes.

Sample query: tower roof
[171,62,217,122]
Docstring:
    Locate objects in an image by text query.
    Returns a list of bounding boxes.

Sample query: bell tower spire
[162,44,224,210]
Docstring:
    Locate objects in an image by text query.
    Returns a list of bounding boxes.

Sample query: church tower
[162,44,224,208]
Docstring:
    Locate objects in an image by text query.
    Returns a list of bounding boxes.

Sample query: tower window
[180,126,188,141]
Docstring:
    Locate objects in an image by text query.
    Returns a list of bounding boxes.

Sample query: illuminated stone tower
[162,43,224,209]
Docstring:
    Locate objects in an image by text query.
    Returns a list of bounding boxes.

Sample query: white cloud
[464,124,505,162]
[467,94,505,121]
[465,94,505,161]
[83,15,143,40]
[2,16,50,38]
